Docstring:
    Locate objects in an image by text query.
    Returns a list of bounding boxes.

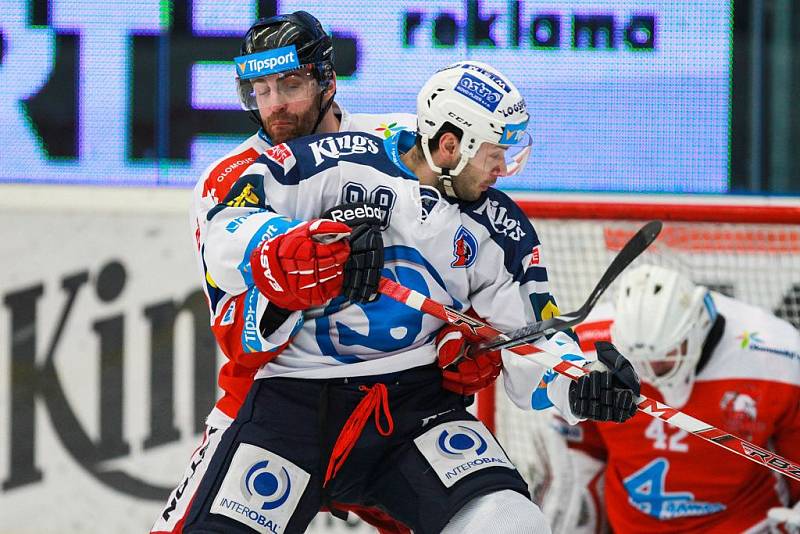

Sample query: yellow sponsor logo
[226,183,260,207]
[541,300,560,320]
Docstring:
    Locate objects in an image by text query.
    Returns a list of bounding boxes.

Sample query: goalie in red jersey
[552,264,800,533]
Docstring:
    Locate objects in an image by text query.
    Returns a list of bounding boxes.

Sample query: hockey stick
[472,219,662,354]
[377,276,800,483]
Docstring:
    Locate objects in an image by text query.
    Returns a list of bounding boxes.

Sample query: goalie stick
[471,219,662,355]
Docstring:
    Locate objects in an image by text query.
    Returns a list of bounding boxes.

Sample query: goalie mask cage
[476,193,800,505]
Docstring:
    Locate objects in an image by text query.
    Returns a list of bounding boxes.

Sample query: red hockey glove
[250,219,351,311]
[436,323,502,395]
[321,202,385,304]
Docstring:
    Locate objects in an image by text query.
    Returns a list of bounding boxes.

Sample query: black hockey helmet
[236,11,337,135]
[240,11,334,84]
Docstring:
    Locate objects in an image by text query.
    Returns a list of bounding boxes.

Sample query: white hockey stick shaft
[377,277,800,483]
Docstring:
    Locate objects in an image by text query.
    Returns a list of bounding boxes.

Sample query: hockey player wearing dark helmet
[235,11,338,144]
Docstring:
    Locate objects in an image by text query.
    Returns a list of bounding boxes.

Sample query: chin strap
[439,171,457,199]
[311,85,336,134]
[420,133,470,200]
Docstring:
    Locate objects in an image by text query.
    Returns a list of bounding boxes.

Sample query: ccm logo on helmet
[447,111,473,127]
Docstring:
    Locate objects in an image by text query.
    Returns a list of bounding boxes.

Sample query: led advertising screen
[0,0,731,192]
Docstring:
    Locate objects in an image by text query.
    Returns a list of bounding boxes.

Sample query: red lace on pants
[323,383,394,487]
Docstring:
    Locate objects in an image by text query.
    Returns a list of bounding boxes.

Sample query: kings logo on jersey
[308,134,380,166]
[472,197,526,241]
[451,226,478,268]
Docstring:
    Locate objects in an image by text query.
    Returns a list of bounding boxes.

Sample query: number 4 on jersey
[624,459,725,520]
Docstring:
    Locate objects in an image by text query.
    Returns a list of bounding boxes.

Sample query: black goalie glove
[321,202,385,303]
[569,341,641,423]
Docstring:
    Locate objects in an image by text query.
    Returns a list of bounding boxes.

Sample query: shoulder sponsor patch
[203,148,260,203]
[414,420,514,488]
[737,330,800,362]
[210,442,310,534]
[454,72,503,112]
[264,143,296,173]
[226,181,262,208]
[374,122,406,139]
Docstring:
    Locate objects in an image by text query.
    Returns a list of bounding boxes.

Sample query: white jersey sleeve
[459,189,588,423]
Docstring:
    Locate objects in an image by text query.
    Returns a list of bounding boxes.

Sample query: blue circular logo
[436,425,489,459]
[241,460,292,510]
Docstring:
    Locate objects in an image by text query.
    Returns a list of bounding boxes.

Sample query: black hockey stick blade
[470,220,662,354]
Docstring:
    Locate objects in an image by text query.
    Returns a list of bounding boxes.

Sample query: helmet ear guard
[610,264,716,408]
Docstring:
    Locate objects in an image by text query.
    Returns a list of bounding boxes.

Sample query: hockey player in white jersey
[153,12,414,534]
[556,264,800,533]
[181,60,641,533]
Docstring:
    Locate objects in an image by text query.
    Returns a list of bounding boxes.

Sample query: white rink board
[0,185,373,534]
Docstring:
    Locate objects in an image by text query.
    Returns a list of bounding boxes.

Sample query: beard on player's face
[263,95,321,144]
[451,166,496,201]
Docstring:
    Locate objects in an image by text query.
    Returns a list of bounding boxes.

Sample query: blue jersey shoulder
[255,131,410,185]
[461,188,545,284]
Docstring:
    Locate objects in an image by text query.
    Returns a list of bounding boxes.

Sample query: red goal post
[477,192,800,431]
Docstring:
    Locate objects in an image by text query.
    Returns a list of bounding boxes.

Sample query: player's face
[252,70,322,144]
[452,143,509,201]
[648,339,688,377]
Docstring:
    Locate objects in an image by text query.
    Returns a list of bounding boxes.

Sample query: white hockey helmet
[416,61,532,187]
[610,264,717,408]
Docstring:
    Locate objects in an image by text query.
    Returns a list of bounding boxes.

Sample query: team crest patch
[414,420,514,488]
[210,443,310,534]
[451,226,478,268]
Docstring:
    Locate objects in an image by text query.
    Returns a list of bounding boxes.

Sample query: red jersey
[568,295,800,533]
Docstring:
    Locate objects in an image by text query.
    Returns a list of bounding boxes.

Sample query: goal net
[478,194,800,530]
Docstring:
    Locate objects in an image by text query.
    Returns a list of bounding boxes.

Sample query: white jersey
[190,106,416,427]
[200,127,584,422]
[152,109,418,534]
